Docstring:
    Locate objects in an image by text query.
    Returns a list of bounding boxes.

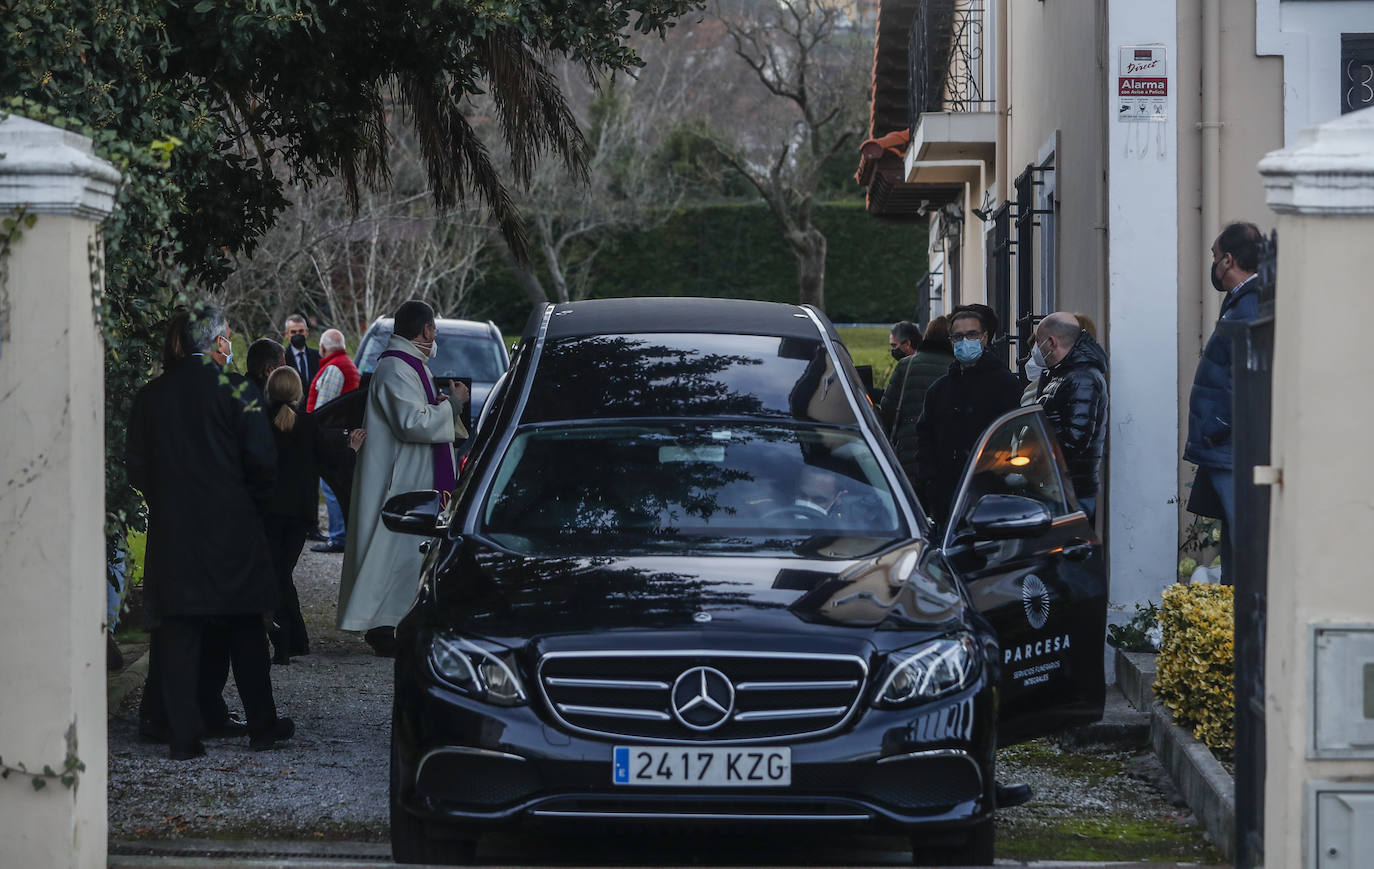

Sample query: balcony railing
[908,0,994,131]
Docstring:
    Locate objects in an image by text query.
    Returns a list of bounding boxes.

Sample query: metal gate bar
[1219,230,1276,869]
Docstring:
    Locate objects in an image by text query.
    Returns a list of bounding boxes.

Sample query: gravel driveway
[109,542,394,842]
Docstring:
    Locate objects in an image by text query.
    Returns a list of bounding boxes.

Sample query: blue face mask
[953,338,984,365]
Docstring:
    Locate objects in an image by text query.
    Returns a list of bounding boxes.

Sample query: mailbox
[1307,781,1374,867]
[1313,625,1374,758]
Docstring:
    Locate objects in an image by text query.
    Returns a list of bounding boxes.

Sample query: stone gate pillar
[0,115,121,868]
[1259,106,1374,867]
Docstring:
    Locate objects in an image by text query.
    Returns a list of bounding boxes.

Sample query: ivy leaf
[31,778,46,791]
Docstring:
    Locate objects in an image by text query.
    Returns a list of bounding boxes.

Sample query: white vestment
[337,335,464,631]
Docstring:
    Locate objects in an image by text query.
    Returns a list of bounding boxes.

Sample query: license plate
[612,746,791,786]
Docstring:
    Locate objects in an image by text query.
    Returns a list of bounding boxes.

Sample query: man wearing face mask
[284,314,319,388]
[1184,221,1264,581]
[912,307,1022,524]
[126,304,293,758]
[880,315,953,483]
[888,320,919,361]
[1032,312,1109,521]
[337,300,470,656]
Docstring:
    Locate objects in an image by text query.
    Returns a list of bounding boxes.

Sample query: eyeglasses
[950,330,984,342]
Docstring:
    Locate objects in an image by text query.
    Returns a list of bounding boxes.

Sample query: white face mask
[1025,355,1045,383]
[1030,341,1048,371]
[413,338,439,359]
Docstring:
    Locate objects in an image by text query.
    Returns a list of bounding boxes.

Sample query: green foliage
[0,723,86,793]
[1178,513,1222,579]
[468,201,928,329]
[1107,600,1160,652]
[0,0,705,591]
[1155,583,1234,752]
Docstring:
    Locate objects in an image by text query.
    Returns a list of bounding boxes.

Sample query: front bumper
[393,666,995,836]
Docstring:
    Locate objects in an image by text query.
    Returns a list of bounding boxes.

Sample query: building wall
[1258,0,1374,145]
[1262,205,1374,869]
[1004,0,1108,322]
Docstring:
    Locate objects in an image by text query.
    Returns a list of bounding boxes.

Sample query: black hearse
[382,298,1106,865]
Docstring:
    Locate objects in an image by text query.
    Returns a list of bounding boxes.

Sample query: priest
[337,300,468,655]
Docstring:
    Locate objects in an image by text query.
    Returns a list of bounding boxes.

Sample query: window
[1343,34,1374,114]
[951,412,1072,533]
[1037,154,1057,316]
[482,423,904,554]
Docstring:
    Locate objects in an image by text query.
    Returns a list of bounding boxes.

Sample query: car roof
[532,298,833,342]
[368,316,497,337]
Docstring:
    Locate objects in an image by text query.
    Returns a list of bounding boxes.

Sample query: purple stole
[378,349,457,493]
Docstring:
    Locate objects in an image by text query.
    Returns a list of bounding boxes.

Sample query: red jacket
[307,349,361,412]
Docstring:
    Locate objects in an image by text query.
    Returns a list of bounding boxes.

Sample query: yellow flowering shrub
[1154,583,1234,752]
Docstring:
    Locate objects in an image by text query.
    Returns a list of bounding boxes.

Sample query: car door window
[950,412,1071,537]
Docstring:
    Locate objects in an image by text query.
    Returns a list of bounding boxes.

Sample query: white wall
[1257,0,1374,145]
[1259,107,1374,869]
[1105,4,1180,627]
[0,116,119,869]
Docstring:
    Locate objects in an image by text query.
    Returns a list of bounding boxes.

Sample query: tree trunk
[490,235,549,306]
[788,227,827,312]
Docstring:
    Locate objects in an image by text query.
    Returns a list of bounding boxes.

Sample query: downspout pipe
[996,0,1009,205]
[1199,0,1223,331]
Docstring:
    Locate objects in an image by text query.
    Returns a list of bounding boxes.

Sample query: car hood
[428,537,966,643]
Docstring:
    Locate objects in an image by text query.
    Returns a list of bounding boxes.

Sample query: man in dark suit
[284,314,319,386]
[126,304,295,759]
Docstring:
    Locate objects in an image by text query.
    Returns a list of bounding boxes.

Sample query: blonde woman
[263,367,365,664]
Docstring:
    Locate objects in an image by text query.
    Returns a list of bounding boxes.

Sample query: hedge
[465,202,929,333]
[1155,582,1235,752]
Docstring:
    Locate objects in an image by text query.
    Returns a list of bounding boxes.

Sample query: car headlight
[873,634,979,708]
[428,633,527,706]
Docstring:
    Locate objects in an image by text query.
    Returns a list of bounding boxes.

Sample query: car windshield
[357,324,506,381]
[519,334,859,425]
[481,422,904,554]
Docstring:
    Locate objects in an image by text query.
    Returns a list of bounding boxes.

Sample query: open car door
[939,405,1107,746]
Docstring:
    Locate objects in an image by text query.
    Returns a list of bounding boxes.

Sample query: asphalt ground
[107,526,1228,867]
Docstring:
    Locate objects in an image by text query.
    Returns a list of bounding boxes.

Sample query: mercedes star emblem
[670,666,735,731]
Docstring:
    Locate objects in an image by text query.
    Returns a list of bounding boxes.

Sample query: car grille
[537,651,868,742]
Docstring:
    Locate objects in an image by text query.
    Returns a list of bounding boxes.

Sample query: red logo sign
[1118,77,1167,97]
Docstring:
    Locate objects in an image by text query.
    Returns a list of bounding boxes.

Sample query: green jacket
[879,349,953,478]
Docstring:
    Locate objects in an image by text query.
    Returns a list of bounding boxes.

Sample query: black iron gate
[1218,230,1276,869]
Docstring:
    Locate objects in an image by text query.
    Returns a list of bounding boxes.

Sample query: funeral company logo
[1022,574,1051,629]
[671,666,735,731]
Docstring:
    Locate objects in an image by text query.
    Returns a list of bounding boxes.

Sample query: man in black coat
[913,308,1023,524]
[126,305,294,759]
[1033,312,1109,521]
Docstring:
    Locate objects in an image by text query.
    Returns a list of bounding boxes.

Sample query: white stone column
[1105,0,1180,650]
[1258,106,1374,868]
[0,116,120,869]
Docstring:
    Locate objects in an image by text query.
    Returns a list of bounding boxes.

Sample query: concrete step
[1056,686,1152,749]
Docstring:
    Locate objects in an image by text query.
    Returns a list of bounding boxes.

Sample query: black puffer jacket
[913,351,1023,521]
[1036,330,1109,498]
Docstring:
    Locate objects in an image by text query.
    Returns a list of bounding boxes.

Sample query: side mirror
[966,494,1051,540]
[382,490,447,536]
